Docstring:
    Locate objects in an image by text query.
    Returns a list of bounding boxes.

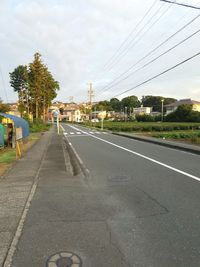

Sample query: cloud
[0,0,200,103]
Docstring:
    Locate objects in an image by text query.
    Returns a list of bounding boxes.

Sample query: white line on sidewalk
[67,124,200,182]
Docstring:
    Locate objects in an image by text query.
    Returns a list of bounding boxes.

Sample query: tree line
[93,95,177,113]
[9,53,59,120]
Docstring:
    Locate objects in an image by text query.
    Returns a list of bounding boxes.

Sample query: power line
[113,50,200,98]
[103,0,158,69]
[160,0,200,10]
[98,13,200,96]
[0,67,8,103]
[100,27,200,96]
[106,2,172,71]
[105,2,164,70]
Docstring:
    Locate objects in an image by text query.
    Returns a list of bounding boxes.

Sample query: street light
[161,99,164,122]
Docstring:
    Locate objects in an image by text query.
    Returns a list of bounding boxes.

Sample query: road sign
[15,127,23,140]
[98,111,106,119]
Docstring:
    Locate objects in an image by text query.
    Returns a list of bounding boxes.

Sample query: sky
[0,0,200,103]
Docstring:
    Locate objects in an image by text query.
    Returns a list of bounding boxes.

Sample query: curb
[63,136,89,178]
[112,132,200,155]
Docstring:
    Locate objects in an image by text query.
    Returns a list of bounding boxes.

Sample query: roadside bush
[29,119,51,133]
[166,104,200,122]
[136,114,155,122]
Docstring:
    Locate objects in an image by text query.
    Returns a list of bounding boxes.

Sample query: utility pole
[160,0,200,10]
[161,99,164,122]
[69,96,74,103]
[88,83,94,121]
[88,83,94,105]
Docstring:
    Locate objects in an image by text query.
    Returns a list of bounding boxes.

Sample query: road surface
[61,123,200,267]
[10,123,200,267]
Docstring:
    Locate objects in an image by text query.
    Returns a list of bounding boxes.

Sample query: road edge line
[112,132,200,155]
[67,124,200,183]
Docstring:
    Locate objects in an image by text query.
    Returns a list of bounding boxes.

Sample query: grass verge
[0,132,42,177]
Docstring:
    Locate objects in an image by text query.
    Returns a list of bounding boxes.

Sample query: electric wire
[113,50,200,98]
[0,67,8,103]
[106,2,172,71]
[99,27,200,96]
[98,13,200,96]
[103,0,158,69]
[160,0,200,10]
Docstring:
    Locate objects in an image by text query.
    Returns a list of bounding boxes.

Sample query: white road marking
[68,135,88,137]
[89,131,94,134]
[64,132,68,135]
[66,124,200,182]
[76,132,81,134]
[70,132,75,135]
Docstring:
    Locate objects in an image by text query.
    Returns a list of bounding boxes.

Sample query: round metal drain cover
[46,252,82,267]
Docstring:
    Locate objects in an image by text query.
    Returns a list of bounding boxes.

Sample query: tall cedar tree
[10,53,59,119]
[29,53,59,119]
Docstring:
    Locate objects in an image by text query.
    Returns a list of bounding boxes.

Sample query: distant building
[165,99,200,114]
[133,106,152,115]
[7,103,20,117]
[61,108,82,122]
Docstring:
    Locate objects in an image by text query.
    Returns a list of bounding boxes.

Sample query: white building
[133,106,152,115]
[165,99,200,114]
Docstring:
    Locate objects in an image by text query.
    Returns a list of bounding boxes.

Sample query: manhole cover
[46,252,82,267]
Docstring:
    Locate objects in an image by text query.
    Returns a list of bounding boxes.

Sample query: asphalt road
[61,123,200,267]
[10,123,200,267]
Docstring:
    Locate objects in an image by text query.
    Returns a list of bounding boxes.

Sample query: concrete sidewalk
[0,127,54,267]
[1,127,128,267]
[113,132,200,155]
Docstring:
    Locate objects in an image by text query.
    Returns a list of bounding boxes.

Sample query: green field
[82,121,200,132]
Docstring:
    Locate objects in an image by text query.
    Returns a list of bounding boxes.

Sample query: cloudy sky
[0,0,200,103]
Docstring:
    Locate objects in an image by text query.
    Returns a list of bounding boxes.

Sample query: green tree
[166,104,200,122]
[0,99,10,113]
[141,95,177,112]
[93,100,111,111]
[9,65,29,115]
[110,98,121,111]
[121,95,140,112]
[28,53,59,119]
[28,53,46,118]
[10,53,59,120]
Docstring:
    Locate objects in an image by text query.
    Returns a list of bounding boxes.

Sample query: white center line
[66,124,200,182]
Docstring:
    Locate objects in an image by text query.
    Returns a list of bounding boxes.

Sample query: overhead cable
[103,0,158,69]
[106,3,172,71]
[98,13,200,95]
[100,27,200,96]
[0,67,8,103]
[113,51,200,98]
